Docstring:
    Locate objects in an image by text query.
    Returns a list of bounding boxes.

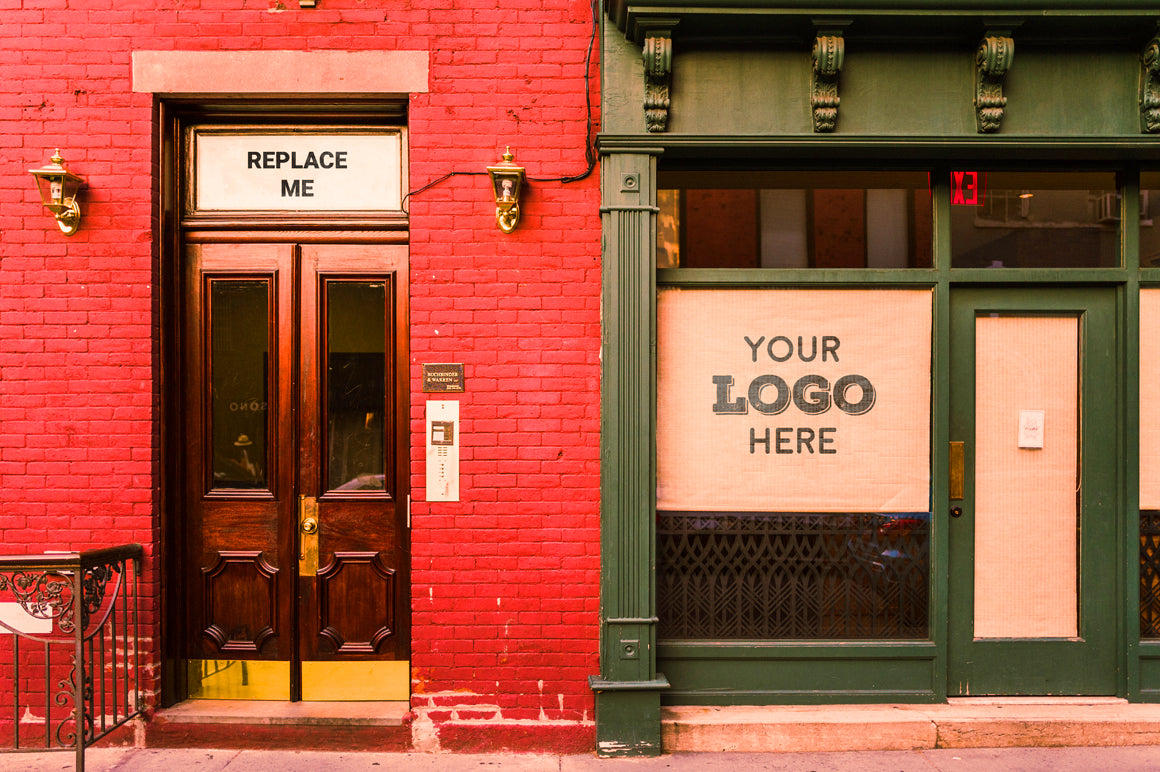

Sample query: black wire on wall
[401,0,599,213]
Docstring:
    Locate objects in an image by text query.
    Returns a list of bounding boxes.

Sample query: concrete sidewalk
[5,747,1160,772]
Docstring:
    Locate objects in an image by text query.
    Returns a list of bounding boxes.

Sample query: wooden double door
[180,241,409,701]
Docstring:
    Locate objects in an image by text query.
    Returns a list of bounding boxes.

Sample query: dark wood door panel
[316,552,397,656]
[200,550,281,655]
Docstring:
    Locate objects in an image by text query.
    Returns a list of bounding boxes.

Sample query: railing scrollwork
[0,545,143,772]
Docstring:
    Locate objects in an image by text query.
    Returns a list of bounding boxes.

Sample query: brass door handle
[299,495,319,576]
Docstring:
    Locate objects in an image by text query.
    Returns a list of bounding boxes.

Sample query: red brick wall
[0,0,601,753]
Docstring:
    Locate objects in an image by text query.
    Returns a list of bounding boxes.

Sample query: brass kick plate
[186,659,290,700]
[301,660,410,701]
[949,441,964,500]
[299,495,319,576]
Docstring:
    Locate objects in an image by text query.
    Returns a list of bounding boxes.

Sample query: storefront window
[658,511,928,638]
[950,171,1119,268]
[655,288,932,639]
[1142,172,1160,268]
[657,172,933,269]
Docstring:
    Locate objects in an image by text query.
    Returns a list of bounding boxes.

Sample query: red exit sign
[951,171,986,206]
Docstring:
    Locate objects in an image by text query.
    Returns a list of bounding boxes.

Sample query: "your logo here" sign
[656,288,931,513]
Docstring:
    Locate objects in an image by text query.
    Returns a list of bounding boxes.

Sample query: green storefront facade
[591,1,1160,757]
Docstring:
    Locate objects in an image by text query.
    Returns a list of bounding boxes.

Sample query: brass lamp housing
[29,150,85,236]
[487,147,526,233]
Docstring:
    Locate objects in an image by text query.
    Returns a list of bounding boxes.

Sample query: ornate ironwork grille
[657,512,929,639]
[0,545,143,772]
[1141,511,1160,638]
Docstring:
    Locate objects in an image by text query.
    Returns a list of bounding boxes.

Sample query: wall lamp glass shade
[487,147,526,233]
[29,150,84,236]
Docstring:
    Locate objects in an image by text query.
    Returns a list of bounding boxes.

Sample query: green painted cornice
[598,134,1160,160]
[607,2,1160,44]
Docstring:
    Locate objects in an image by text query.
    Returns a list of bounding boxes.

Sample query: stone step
[111,701,413,751]
[663,699,1160,753]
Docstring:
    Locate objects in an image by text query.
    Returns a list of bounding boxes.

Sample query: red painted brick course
[3,0,599,753]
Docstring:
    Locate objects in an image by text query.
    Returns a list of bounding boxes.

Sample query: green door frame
[593,150,1150,756]
[947,286,1120,696]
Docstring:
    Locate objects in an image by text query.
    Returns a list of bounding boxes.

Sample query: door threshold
[160,699,410,726]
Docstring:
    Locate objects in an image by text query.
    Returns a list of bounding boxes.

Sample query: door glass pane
[973,315,1078,638]
[326,281,387,492]
[210,280,270,490]
[951,171,1119,268]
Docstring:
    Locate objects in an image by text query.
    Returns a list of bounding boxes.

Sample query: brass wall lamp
[487,147,526,233]
[29,150,85,236]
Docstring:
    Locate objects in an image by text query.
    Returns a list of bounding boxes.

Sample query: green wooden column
[590,147,669,757]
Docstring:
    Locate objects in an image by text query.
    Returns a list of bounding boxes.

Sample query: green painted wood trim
[660,652,939,703]
[658,268,939,285]
[595,690,664,756]
[598,150,661,685]
[590,675,672,691]
[595,149,667,756]
[949,269,1131,283]
[659,641,937,658]
[606,1,1159,46]
[1124,168,1143,698]
[600,136,1160,161]
[931,168,954,701]
[661,269,1132,285]
[663,690,940,705]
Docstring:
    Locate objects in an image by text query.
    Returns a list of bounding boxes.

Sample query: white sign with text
[195,131,403,212]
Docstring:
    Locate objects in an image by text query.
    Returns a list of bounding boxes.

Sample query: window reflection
[950,171,1119,268]
[210,280,269,489]
[326,281,388,492]
[657,171,933,269]
[1142,172,1160,268]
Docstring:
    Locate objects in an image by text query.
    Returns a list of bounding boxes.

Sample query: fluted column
[590,148,669,757]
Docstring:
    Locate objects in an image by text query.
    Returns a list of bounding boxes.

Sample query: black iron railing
[0,544,143,772]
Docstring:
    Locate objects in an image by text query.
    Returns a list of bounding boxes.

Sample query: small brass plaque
[422,363,465,393]
[949,441,965,500]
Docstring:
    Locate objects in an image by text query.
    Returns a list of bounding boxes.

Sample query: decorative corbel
[811,29,846,133]
[643,31,674,133]
[1142,26,1160,133]
[975,30,1015,133]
